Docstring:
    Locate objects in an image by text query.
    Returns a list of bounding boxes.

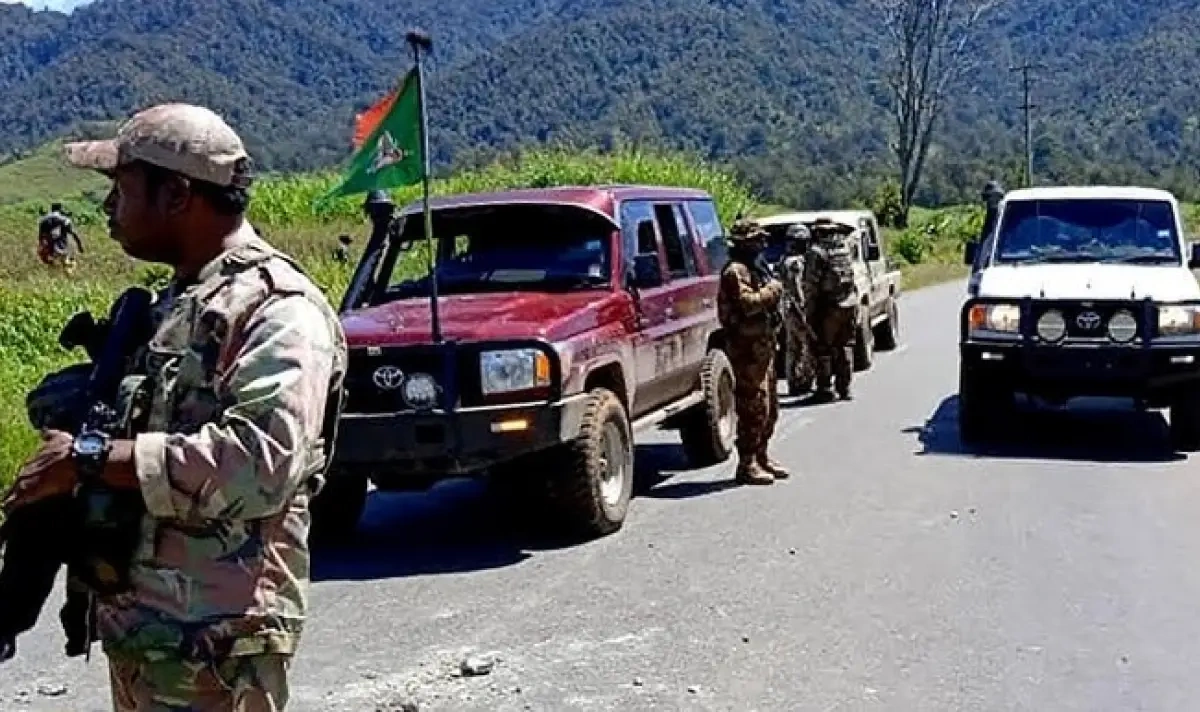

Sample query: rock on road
[5,279,1200,711]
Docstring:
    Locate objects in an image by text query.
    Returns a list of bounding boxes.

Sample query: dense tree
[2,0,1199,209]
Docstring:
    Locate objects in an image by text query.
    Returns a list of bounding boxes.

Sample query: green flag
[315,68,423,206]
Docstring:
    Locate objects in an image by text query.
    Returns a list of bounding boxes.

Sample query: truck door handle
[702,298,713,308]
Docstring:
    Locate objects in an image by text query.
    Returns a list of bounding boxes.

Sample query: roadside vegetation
[0,145,989,486]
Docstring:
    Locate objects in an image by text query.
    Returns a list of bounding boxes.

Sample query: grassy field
[0,145,972,488]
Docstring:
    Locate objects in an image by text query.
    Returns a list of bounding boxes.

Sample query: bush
[872,179,905,229]
[890,230,930,265]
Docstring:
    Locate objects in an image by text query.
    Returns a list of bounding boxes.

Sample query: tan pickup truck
[757,209,903,371]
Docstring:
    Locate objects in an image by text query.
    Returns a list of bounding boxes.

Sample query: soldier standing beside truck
[717,219,791,485]
[780,223,814,396]
[804,218,859,402]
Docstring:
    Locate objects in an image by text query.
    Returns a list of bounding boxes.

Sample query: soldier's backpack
[820,235,856,304]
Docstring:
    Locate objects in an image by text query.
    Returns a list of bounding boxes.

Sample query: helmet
[786,223,811,242]
[50,202,63,212]
[810,217,853,238]
[728,219,768,242]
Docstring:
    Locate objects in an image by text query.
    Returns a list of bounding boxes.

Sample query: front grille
[344,346,479,414]
[341,341,560,414]
[1030,301,1147,342]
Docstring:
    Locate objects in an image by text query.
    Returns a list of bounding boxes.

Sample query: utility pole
[1010,62,1044,187]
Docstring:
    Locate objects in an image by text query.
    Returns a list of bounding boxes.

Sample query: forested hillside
[2,0,1197,207]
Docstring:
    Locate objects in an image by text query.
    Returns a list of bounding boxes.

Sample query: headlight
[1158,305,1200,335]
[967,303,1020,334]
[1036,309,1066,342]
[1107,309,1137,342]
[480,349,551,395]
[402,372,439,410]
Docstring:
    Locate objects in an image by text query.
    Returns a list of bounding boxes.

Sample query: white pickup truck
[959,185,1200,450]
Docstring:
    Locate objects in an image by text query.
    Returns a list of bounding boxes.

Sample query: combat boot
[757,452,791,479]
[734,456,774,486]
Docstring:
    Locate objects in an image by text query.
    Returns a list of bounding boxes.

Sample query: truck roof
[1003,185,1179,203]
[396,184,714,222]
[755,209,872,229]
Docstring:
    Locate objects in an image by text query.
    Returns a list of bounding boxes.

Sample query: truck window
[687,199,727,270]
[654,203,697,278]
[620,200,661,261]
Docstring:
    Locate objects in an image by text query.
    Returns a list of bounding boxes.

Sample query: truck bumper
[961,341,1200,399]
[331,393,592,482]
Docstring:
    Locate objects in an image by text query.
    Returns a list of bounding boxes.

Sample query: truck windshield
[373,203,615,302]
[993,198,1181,265]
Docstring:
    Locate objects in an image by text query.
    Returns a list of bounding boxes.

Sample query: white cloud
[1,0,95,12]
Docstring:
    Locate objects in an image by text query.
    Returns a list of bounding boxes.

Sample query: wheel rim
[597,421,629,509]
[717,369,736,443]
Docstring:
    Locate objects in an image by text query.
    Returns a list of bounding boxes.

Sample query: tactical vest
[82,241,346,597]
[818,236,856,305]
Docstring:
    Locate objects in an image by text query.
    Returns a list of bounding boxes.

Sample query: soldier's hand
[2,430,76,513]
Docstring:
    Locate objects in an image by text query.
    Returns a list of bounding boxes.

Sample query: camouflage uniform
[37,203,83,272]
[717,220,790,484]
[803,219,859,401]
[779,224,814,396]
[64,104,349,710]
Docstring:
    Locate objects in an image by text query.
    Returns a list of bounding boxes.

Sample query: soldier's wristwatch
[72,430,112,464]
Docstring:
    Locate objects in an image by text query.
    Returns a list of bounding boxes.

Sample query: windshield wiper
[1004,253,1093,264]
[1105,254,1177,264]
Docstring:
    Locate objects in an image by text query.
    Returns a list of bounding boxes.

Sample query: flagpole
[406,28,441,345]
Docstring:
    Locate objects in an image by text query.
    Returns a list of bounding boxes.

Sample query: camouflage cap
[728,218,768,242]
[63,103,251,187]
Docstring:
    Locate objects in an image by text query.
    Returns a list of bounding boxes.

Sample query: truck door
[860,217,886,316]
[620,199,677,417]
[651,201,713,404]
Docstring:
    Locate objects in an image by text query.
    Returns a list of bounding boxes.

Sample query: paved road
[5,279,1200,710]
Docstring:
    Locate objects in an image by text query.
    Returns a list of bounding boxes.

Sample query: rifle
[0,286,154,663]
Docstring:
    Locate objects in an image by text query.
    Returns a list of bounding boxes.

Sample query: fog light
[1036,310,1066,342]
[402,373,438,410]
[1108,310,1137,342]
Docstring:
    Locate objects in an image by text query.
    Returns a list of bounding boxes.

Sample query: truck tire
[957,363,1011,444]
[853,305,874,371]
[1169,387,1200,452]
[309,468,369,545]
[543,387,634,538]
[679,349,737,467]
[874,297,900,351]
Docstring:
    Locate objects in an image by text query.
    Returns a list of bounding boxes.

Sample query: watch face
[74,434,107,457]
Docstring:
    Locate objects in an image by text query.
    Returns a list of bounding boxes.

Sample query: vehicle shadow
[313,442,728,583]
[906,394,1187,463]
[633,442,740,499]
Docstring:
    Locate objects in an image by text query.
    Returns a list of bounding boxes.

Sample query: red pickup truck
[314,185,739,542]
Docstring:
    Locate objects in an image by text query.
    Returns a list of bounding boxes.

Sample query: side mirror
[630,253,664,289]
[1190,242,1200,269]
[964,241,978,266]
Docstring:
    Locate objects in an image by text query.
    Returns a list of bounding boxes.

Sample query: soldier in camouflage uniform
[779,223,814,396]
[3,103,348,710]
[717,219,791,485]
[803,218,859,402]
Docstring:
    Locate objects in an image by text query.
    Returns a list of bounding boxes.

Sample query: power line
[1010,62,1045,187]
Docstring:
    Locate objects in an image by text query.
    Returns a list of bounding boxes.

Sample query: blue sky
[1,0,94,11]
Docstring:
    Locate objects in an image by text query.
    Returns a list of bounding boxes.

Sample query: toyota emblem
[1075,311,1102,330]
[372,365,405,390]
